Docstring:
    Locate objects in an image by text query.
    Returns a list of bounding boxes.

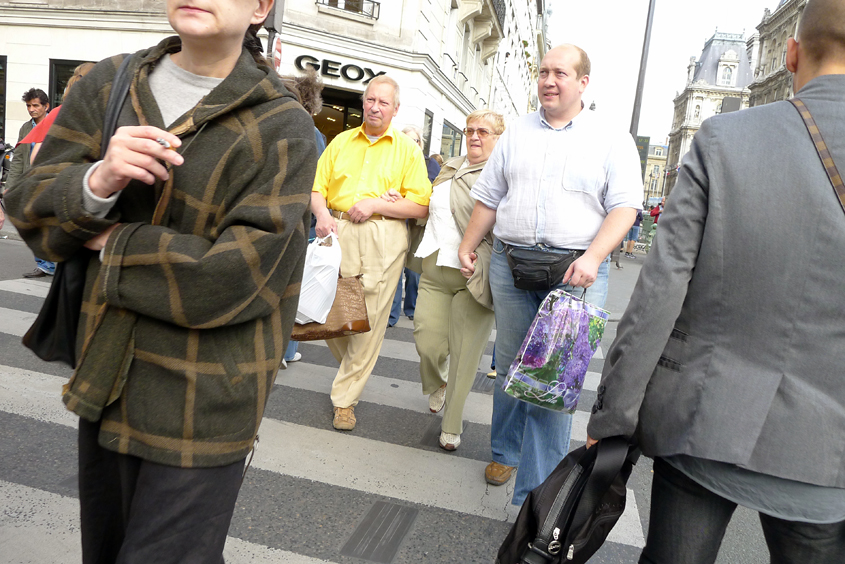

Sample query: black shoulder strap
[790,98,845,216]
[568,436,632,535]
[100,54,134,158]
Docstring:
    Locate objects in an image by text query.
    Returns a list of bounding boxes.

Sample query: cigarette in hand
[156,138,176,150]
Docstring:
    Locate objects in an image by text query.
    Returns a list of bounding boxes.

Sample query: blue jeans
[489,238,609,506]
[35,258,56,275]
[389,268,420,325]
[284,339,299,362]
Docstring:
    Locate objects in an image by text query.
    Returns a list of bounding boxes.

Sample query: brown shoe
[332,406,356,431]
[23,268,50,278]
[485,461,515,486]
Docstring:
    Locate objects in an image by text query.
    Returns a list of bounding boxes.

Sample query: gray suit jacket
[588,74,845,488]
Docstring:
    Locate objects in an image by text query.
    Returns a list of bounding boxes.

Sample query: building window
[49,59,90,110]
[0,56,6,144]
[721,67,732,85]
[319,0,381,19]
[655,147,663,156]
[423,109,434,156]
[440,120,463,159]
[653,164,659,175]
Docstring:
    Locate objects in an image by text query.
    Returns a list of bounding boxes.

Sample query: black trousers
[78,419,245,564]
[640,457,845,564]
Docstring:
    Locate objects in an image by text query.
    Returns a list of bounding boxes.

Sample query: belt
[330,210,400,221]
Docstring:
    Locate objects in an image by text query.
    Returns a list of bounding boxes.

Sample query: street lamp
[629,0,657,138]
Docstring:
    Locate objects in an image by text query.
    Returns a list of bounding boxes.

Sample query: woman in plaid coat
[4,1,317,561]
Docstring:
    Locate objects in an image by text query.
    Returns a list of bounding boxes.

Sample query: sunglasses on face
[463,127,494,139]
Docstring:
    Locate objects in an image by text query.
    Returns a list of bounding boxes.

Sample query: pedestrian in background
[311,75,431,431]
[589,0,845,560]
[7,87,55,278]
[4,0,317,561]
[624,208,643,258]
[407,109,504,451]
[25,63,96,164]
[284,69,326,365]
[458,44,641,504]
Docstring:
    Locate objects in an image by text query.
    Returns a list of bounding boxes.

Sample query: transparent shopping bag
[503,289,609,413]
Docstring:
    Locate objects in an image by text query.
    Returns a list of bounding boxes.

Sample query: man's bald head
[797,0,845,64]
[548,44,591,79]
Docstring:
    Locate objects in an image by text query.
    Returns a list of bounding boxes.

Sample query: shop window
[0,56,6,144]
[49,59,89,110]
[312,87,364,146]
[440,120,463,159]
[423,109,433,156]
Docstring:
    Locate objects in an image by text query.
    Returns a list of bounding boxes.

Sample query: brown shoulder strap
[790,98,845,215]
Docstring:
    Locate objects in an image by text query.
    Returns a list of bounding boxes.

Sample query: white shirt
[471,108,643,249]
[415,161,468,269]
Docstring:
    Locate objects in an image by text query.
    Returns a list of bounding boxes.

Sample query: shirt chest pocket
[562,152,605,194]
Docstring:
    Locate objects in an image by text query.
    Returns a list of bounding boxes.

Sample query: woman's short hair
[401,125,423,142]
[465,109,505,135]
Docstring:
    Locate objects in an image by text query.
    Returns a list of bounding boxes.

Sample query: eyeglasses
[462,127,496,139]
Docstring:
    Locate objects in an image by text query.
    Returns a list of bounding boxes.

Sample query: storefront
[279,37,473,160]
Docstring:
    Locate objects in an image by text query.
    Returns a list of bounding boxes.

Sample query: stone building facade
[663,31,754,195]
[643,144,667,206]
[0,0,546,160]
[748,0,806,107]
[277,0,545,156]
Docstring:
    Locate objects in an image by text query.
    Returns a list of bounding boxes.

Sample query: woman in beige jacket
[412,109,504,450]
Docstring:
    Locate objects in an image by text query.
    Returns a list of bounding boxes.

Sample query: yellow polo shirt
[313,125,432,211]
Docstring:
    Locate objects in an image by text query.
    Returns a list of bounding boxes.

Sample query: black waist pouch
[505,245,583,291]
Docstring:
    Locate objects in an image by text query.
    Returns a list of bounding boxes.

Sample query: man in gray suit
[588,0,845,561]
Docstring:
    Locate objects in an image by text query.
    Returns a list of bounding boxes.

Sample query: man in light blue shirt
[458,44,642,506]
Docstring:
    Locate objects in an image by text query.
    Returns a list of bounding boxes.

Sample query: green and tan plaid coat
[5,38,317,467]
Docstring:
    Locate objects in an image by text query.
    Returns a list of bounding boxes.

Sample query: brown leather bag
[290,274,371,341]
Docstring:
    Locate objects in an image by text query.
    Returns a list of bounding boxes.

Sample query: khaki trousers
[414,252,495,434]
[328,217,408,408]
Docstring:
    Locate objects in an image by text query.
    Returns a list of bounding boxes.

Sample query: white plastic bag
[296,234,342,325]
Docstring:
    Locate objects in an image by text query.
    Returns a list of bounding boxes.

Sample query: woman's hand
[459,251,477,279]
[83,223,120,251]
[88,126,183,199]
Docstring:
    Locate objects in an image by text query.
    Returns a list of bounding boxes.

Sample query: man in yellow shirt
[312,75,431,431]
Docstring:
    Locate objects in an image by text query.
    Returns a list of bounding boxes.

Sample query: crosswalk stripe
[0,307,36,338]
[0,480,334,564]
[0,278,51,298]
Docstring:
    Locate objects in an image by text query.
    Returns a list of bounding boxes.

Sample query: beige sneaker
[332,406,356,431]
[439,431,461,451]
[429,384,447,413]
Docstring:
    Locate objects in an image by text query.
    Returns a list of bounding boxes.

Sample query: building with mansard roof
[0,0,547,161]
[748,0,806,107]
[663,31,755,195]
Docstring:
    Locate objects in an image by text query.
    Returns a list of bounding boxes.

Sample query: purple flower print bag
[503,289,609,413]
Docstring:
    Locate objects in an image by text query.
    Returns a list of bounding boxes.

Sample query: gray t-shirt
[82,54,223,217]
[667,455,845,524]
[148,54,223,127]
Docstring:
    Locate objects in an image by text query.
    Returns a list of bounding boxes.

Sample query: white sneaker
[439,431,461,451]
[429,384,447,413]
[288,352,302,362]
